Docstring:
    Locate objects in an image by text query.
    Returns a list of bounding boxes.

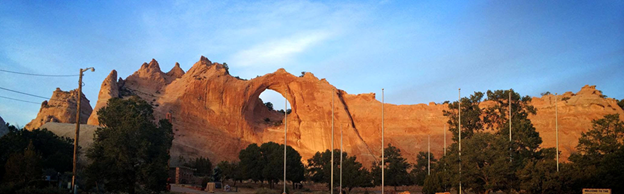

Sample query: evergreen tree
[410,151,436,186]
[239,143,265,182]
[3,141,42,185]
[86,96,173,194]
[371,144,411,190]
[443,92,485,141]
[568,114,624,191]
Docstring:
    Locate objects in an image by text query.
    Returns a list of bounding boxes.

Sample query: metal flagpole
[444,124,447,156]
[331,89,335,194]
[509,89,512,163]
[284,93,288,194]
[382,88,385,194]
[458,88,462,194]
[428,134,430,175]
[340,124,343,194]
[556,93,559,172]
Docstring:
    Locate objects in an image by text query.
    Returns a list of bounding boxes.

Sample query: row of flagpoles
[281,88,560,194]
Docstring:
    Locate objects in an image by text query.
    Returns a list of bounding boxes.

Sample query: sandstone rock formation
[25,88,92,129]
[80,56,624,165]
[528,85,624,161]
[34,56,624,167]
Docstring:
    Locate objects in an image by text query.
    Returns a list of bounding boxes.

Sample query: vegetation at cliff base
[0,125,73,193]
[85,96,173,194]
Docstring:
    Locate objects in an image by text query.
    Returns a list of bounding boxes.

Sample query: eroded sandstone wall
[25,88,92,129]
[35,56,623,166]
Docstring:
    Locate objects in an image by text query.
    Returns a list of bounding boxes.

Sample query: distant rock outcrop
[25,88,92,130]
[31,56,624,166]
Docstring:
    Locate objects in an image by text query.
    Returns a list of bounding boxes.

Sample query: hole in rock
[255,89,292,126]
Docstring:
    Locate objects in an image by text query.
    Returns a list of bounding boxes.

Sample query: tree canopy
[371,144,411,190]
[307,149,371,191]
[86,96,173,194]
[238,142,304,189]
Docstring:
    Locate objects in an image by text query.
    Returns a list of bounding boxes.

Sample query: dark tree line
[0,125,73,193]
[422,90,624,194]
[238,142,305,189]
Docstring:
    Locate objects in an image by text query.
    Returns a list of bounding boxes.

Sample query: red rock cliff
[59,57,624,166]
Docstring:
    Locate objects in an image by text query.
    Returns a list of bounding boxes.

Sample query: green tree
[484,90,542,161]
[618,99,624,110]
[460,133,513,194]
[265,102,274,111]
[371,144,411,190]
[0,126,73,184]
[569,114,624,191]
[213,166,222,182]
[422,169,451,194]
[86,96,173,194]
[218,161,242,186]
[443,92,485,141]
[3,141,42,185]
[239,143,264,182]
[516,157,562,194]
[306,151,329,184]
[424,144,458,193]
[410,151,436,186]
[306,150,371,191]
[436,89,551,193]
[261,142,282,188]
[285,145,305,188]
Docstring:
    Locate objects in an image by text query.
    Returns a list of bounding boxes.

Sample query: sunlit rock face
[25,88,92,130]
[528,85,624,161]
[32,56,624,166]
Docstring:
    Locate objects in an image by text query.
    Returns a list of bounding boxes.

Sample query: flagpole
[458,88,462,194]
[428,134,430,175]
[509,89,512,163]
[556,93,559,172]
[340,124,343,194]
[381,88,385,194]
[331,89,334,194]
[284,92,288,194]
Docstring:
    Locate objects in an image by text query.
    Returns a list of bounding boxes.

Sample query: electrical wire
[0,95,41,104]
[0,86,49,99]
[0,69,79,77]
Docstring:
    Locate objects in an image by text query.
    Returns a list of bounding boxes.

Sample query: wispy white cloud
[230,30,331,67]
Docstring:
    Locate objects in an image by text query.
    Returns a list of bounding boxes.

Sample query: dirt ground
[170,181,438,194]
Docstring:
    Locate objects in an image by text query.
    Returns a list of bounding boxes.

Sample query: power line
[0,86,49,99]
[0,95,41,104]
[0,69,79,77]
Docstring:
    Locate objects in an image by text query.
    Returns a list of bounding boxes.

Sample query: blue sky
[1,0,623,126]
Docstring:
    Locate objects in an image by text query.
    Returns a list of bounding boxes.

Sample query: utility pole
[331,89,334,194]
[72,67,94,194]
[458,88,462,194]
[284,93,288,194]
[556,93,559,172]
[381,88,385,194]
